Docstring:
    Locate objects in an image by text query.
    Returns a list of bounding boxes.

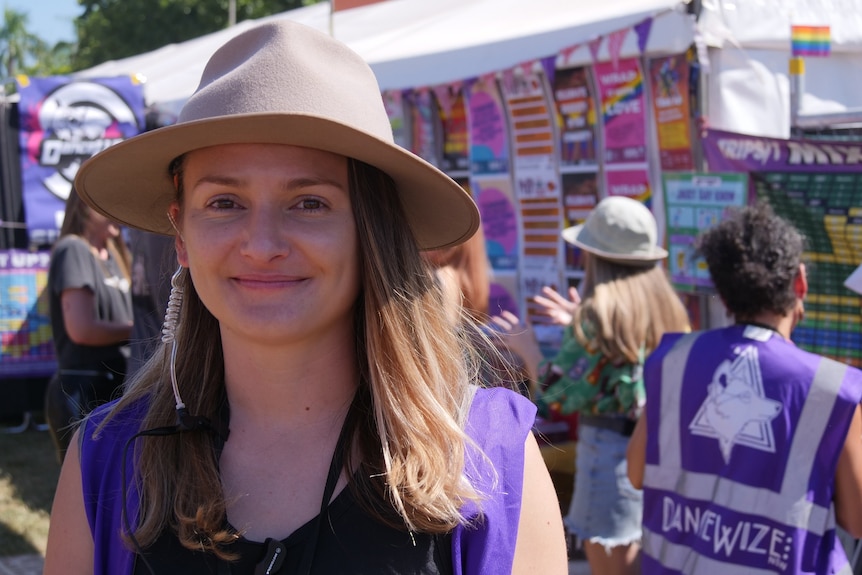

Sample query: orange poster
[650,54,694,171]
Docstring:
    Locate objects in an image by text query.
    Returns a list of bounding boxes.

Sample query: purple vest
[642,325,862,575]
[79,386,536,574]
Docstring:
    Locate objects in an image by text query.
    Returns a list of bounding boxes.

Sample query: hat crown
[180,20,393,143]
[562,195,666,263]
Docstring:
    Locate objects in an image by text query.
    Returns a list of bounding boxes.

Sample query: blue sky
[3,0,82,44]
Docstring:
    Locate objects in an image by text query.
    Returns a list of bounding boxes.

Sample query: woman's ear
[168,204,189,268]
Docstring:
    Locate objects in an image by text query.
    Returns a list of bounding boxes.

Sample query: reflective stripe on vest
[644,330,848,569]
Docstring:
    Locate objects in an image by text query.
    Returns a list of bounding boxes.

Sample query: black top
[133,484,453,574]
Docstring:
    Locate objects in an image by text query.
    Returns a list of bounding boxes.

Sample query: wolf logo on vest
[689,345,782,463]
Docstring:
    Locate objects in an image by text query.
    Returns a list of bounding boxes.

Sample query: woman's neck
[220,332,359,427]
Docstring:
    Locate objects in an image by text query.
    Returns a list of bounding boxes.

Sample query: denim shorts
[564,421,643,549]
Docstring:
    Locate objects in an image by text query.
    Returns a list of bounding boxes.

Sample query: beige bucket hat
[74,20,479,250]
[561,196,668,264]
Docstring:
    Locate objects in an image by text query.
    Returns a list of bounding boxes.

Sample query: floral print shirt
[535,323,644,420]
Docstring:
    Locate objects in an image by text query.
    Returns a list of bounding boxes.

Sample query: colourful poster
[466,76,509,175]
[405,88,439,167]
[17,75,146,245]
[650,54,694,171]
[662,173,749,291]
[501,68,558,199]
[382,89,408,150]
[501,64,563,345]
[472,177,518,271]
[594,58,647,165]
[553,66,597,166]
[0,250,55,378]
[433,82,469,173]
[561,172,599,270]
[605,168,652,207]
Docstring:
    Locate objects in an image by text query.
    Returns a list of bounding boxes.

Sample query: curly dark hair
[695,202,804,319]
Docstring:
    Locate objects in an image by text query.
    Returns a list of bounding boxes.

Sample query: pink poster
[605,168,652,208]
[466,76,509,175]
[473,177,518,271]
[594,58,647,165]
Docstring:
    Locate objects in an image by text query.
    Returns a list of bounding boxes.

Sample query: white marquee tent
[73,0,862,138]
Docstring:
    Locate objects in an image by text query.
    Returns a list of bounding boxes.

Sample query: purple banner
[18,76,146,245]
[703,128,862,173]
[0,249,55,378]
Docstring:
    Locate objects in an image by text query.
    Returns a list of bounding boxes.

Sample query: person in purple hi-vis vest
[627,203,862,574]
[43,20,567,575]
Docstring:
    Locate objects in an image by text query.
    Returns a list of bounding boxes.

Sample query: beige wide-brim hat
[74,20,479,250]
[561,196,668,264]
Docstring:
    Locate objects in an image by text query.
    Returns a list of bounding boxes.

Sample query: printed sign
[594,58,647,165]
[662,173,749,291]
[17,76,146,245]
[650,55,694,171]
[0,250,55,378]
[553,66,597,166]
[466,76,510,175]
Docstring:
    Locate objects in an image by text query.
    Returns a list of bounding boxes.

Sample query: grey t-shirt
[48,235,133,373]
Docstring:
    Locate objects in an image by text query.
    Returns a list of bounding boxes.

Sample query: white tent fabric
[75,0,692,116]
[73,0,862,138]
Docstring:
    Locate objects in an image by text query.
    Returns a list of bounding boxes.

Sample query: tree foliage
[0,9,71,78]
[73,0,322,71]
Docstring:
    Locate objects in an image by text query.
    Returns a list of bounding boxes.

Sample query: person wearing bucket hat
[491,195,690,575]
[44,19,566,575]
[626,203,862,575]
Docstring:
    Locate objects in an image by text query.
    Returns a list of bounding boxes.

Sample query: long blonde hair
[573,253,690,364]
[102,159,486,556]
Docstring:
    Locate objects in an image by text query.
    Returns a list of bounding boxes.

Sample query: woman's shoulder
[53,234,89,254]
[79,397,150,455]
[466,387,536,447]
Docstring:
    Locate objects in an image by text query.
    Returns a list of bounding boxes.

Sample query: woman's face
[171,143,360,348]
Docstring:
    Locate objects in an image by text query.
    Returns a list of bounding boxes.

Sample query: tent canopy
[73,0,862,137]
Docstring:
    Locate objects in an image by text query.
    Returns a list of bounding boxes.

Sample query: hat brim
[561,224,668,264]
[75,113,479,251]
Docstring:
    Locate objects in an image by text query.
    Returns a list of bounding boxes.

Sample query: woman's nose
[239,206,290,261]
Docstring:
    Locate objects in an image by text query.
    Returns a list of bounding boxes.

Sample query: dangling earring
[162,265,187,410]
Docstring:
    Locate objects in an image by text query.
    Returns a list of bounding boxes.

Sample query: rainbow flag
[791,25,831,57]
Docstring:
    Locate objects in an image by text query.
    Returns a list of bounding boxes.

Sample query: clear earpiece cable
[162,266,186,410]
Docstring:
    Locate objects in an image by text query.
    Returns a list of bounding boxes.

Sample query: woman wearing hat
[493,195,690,575]
[44,20,566,575]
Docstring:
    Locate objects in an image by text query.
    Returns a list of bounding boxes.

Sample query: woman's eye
[298,198,325,211]
[207,198,238,210]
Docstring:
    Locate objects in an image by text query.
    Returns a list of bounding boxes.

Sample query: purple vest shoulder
[453,386,537,574]
[79,387,536,575]
[641,325,862,575]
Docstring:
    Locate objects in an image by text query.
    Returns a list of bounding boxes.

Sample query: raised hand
[531,286,580,327]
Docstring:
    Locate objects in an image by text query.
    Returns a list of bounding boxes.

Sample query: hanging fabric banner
[0,249,55,378]
[466,75,509,175]
[594,57,647,165]
[405,87,440,167]
[17,75,145,245]
[433,82,469,173]
[500,64,564,346]
[382,89,408,150]
[649,54,694,171]
[553,66,598,166]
